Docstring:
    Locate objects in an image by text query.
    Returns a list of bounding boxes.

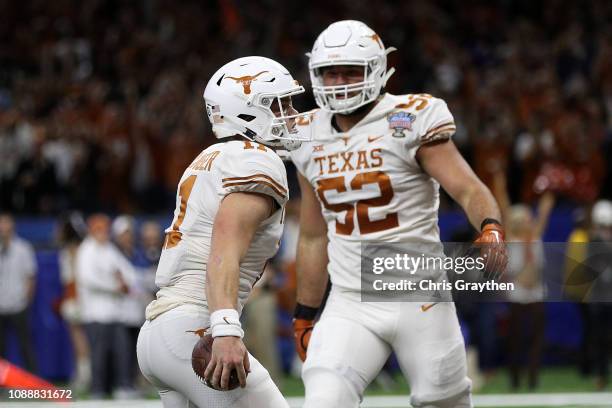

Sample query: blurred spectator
[494,171,555,390]
[0,0,610,214]
[242,262,283,387]
[135,219,162,304]
[584,200,612,389]
[562,207,593,377]
[0,213,37,373]
[135,219,161,310]
[451,225,500,391]
[55,213,90,392]
[275,199,302,376]
[138,220,163,269]
[111,215,155,391]
[276,199,300,315]
[11,123,60,214]
[112,216,137,261]
[76,214,137,398]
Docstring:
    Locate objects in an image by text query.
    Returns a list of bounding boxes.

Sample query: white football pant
[302,289,472,408]
[137,305,288,408]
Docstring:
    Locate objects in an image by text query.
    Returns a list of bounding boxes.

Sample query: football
[191,334,241,391]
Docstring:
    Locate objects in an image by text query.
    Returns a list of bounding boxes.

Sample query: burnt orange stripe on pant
[222,173,287,195]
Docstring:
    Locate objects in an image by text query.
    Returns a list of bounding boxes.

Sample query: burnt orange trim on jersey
[422,121,455,138]
[222,180,287,200]
[421,122,457,142]
[422,125,456,139]
[222,174,287,194]
[421,126,456,143]
[163,230,182,250]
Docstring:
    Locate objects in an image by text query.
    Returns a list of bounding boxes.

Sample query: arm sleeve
[219,147,289,208]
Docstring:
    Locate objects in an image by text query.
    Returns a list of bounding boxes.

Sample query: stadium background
[0,0,611,404]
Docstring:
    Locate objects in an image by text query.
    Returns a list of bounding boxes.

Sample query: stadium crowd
[1,0,611,215]
[1,0,612,399]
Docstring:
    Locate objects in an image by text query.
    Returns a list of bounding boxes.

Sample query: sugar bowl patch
[387,111,416,138]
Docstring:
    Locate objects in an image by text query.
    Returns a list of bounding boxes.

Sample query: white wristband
[210,309,244,338]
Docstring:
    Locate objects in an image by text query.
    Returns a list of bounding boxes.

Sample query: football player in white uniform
[289,21,507,408]
[136,56,311,408]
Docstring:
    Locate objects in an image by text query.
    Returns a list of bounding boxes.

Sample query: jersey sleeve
[219,144,289,207]
[414,97,456,145]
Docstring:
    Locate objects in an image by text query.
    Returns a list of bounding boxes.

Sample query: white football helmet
[308,20,396,114]
[203,56,312,151]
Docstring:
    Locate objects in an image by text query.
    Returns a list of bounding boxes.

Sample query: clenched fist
[293,318,314,362]
[474,221,508,280]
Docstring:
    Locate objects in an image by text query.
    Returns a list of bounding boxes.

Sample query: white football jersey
[146,140,288,320]
[290,93,455,291]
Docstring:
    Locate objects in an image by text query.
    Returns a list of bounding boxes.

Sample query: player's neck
[332,99,379,133]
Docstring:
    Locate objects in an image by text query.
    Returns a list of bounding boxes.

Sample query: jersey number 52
[316,171,398,235]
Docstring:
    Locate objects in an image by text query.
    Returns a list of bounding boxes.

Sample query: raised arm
[493,170,511,221]
[533,192,555,239]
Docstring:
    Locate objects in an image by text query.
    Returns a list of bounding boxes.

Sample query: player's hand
[474,222,508,280]
[204,336,250,390]
[293,318,314,362]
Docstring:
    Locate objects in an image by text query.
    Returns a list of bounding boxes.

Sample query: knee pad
[303,368,360,408]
